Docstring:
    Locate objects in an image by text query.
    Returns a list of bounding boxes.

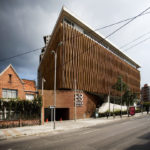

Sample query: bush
[0,96,42,120]
[99,110,129,117]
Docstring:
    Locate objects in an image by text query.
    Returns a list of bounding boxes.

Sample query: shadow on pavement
[126,132,150,150]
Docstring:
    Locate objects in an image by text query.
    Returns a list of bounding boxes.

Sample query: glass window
[2,89,18,99]
[2,89,7,98]
[26,94,34,101]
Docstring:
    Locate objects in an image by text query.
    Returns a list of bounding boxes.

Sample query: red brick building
[40,90,98,121]
[0,64,36,100]
[22,79,37,100]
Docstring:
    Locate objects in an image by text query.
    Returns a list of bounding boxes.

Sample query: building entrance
[56,108,69,121]
[44,108,69,121]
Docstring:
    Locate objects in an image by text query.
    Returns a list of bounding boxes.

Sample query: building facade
[0,64,37,100]
[22,79,37,100]
[141,84,150,102]
[38,7,140,120]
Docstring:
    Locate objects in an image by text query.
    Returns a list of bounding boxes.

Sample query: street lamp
[51,41,63,129]
[42,78,46,95]
[51,50,57,129]
[120,77,122,118]
[41,78,46,125]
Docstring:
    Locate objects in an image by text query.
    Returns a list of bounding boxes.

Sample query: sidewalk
[0,112,147,141]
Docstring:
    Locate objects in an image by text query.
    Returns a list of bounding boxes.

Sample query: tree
[112,76,128,117]
[112,76,128,92]
[122,90,137,116]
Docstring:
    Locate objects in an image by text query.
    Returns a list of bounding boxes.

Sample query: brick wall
[39,90,97,120]
[0,66,25,99]
[0,119,40,128]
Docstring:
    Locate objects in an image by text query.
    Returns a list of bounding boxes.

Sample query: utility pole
[74,79,77,121]
[108,90,111,117]
[113,98,115,118]
[120,77,122,118]
[51,41,63,130]
[41,78,46,125]
[51,50,57,129]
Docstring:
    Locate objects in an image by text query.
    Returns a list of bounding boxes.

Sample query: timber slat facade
[38,8,140,96]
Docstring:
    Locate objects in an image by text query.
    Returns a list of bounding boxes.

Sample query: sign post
[50,106,55,126]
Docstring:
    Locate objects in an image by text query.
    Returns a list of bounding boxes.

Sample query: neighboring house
[141,84,150,102]
[0,64,36,100]
[22,79,37,100]
[38,7,140,121]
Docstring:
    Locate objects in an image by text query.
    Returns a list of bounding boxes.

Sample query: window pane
[2,90,7,98]
[2,89,17,99]
[11,90,17,98]
[26,94,34,100]
[7,90,11,98]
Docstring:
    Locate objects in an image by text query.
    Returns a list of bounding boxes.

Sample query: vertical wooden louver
[38,21,140,96]
[61,23,140,95]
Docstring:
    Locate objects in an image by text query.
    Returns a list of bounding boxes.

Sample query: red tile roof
[22,79,36,92]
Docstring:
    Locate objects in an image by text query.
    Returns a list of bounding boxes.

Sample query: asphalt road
[0,115,150,150]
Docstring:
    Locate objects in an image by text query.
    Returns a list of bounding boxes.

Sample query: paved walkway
[0,112,147,141]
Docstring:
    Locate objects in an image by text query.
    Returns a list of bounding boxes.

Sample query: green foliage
[112,76,137,107]
[112,76,128,92]
[143,102,150,107]
[99,110,128,117]
[0,96,42,118]
[122,90,137,106]
[99,108,140,117]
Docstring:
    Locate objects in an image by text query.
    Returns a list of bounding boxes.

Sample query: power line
[58,6,150,70]
[0,6,149,65]
[62,10,150,49]
[0,47,43,62]
[123,37,150,52]
[120,31,150,49]
[96,11,150,30]
[104,7,150,39]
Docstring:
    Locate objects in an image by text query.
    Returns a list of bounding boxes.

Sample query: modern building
[0,64,37,100]
[38,7,140,121]
[141,84,150,102]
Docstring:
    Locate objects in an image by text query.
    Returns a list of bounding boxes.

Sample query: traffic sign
[74,93,83,106]
[49,105,55,109]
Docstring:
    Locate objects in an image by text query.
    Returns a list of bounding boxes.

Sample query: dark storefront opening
[44,108,69,121]
[56,108,69,120]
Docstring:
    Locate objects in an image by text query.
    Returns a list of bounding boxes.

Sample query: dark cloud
[0,0,63,80]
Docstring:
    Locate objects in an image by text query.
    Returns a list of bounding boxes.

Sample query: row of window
[2,89,34,100]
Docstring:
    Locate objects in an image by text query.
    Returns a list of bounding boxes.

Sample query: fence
[0,97,42,128]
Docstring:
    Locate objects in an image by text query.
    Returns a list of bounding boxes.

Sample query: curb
[0,112,148,141]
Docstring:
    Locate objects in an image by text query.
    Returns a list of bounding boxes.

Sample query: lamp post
[51,50,57,130]
[51,41,63,130]
[74,79,77,121]
[120,77,122,118]
[41,78,46,125]
[42,78,46,95]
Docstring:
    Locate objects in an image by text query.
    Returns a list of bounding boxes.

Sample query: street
[0,115,150,150]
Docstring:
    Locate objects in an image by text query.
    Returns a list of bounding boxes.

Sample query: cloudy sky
[0,0,150,87]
